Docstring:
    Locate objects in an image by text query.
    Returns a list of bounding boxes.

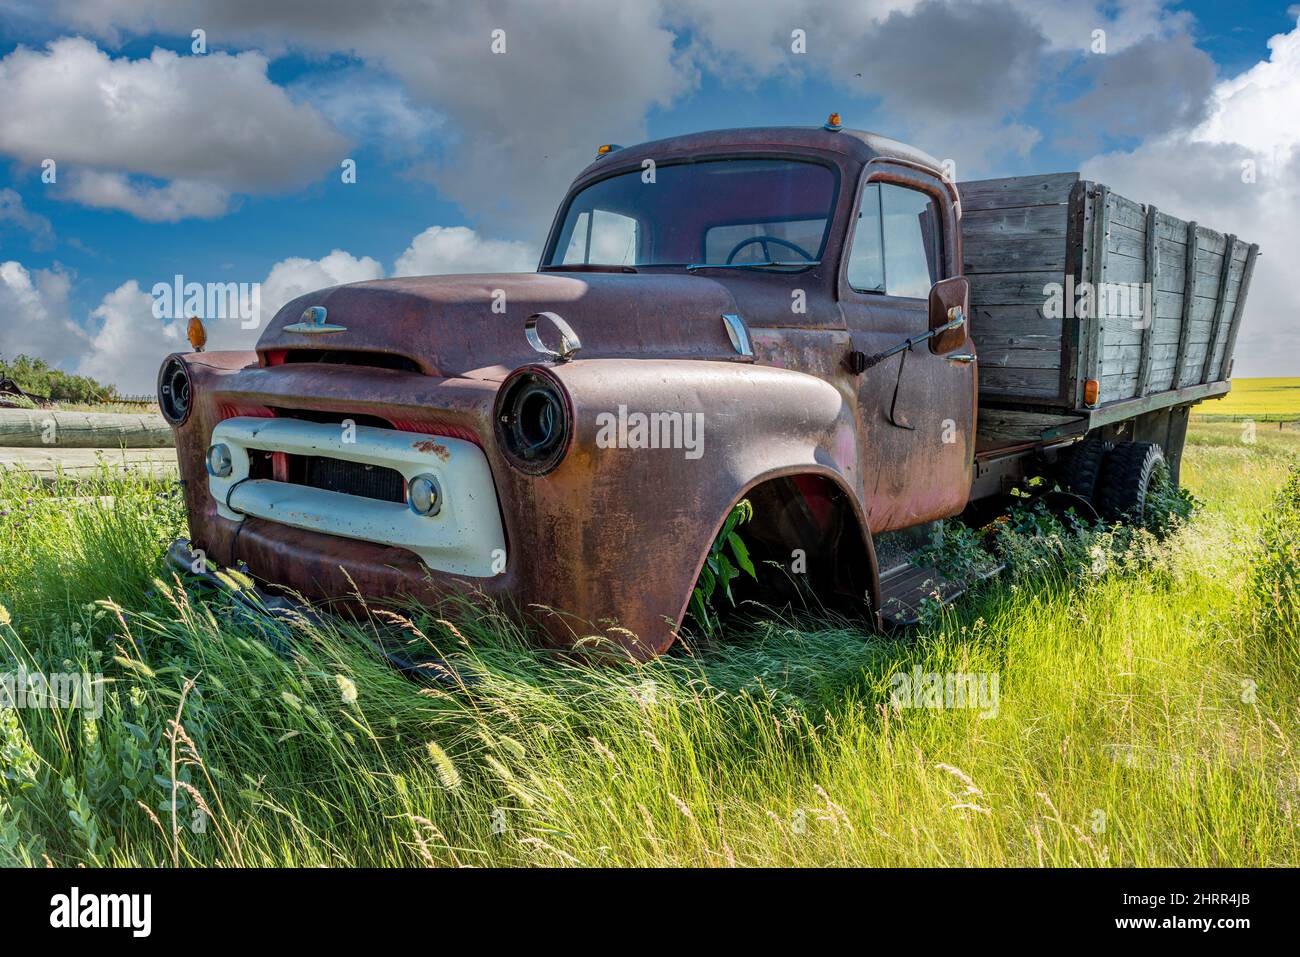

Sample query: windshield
[544,158,837,270]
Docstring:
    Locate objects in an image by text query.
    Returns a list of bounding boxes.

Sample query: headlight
[494,367,573,475]
[205,443,232,478]
[157,355,192,426]
[407,473,442,516]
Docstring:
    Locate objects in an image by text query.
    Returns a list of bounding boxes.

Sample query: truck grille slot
[300,456,405,504]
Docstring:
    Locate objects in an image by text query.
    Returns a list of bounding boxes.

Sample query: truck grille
[301,456,405,503]
[247,450,406,504]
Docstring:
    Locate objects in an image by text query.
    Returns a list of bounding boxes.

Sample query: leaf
[727,533,756,578]
[718,554,737,604]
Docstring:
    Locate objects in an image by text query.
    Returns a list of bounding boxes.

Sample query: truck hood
[257,272,748,379]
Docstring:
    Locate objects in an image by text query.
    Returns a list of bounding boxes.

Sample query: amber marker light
[1084,378,1101,406]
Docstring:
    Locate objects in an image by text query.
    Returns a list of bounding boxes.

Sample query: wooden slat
[1199,233,1237,384]
[1172,223,1199,390]
[956,172,1079,212]
[1135,204,1159,395]
[1217,243,1259,381]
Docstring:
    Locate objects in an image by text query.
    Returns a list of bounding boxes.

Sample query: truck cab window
[560,209,640,265]
[848,182,942,298]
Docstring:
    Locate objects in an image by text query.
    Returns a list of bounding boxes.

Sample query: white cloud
[1081,15,1300,377]
[78,280,186,393]
[0,260,87,364]
[61,171,232,222]
[393,226,537,277]
[0,37,347,219]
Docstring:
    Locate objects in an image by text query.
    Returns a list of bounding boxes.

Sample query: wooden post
[1172,222,1198,390]
[1082,183,1109,404]
[1135,205,1159,396]
[1217,243,1259,382]
[0,409,173,449]
[1201,234,1237,384]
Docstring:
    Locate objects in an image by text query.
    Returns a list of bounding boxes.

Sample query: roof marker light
[824,113,843,131]
[596,144,623,157]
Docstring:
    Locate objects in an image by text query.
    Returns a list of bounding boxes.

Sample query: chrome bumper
[207,416,506,577]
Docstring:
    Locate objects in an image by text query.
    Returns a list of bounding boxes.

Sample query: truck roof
[574,125,944,181]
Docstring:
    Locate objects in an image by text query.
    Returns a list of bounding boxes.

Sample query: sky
[0,0,1298,392]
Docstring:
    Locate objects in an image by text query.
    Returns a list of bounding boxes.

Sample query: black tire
[1059,438,1113,503]
[1095,442,1169,525]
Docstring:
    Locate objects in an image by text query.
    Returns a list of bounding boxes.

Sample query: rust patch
[413,438,451,461]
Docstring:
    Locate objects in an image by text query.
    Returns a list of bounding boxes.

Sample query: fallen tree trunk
[0,409,174,448]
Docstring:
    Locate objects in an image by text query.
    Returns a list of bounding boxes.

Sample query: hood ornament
[284,305,347,334]
[525,311,582,362]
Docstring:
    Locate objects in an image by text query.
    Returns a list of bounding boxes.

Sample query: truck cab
[160,120,1253,658]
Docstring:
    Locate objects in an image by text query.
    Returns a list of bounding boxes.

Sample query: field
[1195,377,1300,422]
[1,418,1298,866]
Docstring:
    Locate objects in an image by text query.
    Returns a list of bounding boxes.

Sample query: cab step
[874,523,1003,628]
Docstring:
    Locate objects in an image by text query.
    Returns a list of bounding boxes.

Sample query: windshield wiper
[685,260,820,272]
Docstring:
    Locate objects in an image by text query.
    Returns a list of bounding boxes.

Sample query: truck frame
[159,121,1257,659]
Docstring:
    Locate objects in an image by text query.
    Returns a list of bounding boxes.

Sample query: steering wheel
[724,235,816,265]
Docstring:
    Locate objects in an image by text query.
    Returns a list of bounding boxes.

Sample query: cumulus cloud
[0,260,87,363]
[14,0,1202,226]
[77,280,186,392]
[0,37,347,219]
[0,187,54,248]
[393,226,537,277]
[1081,15,1300,377]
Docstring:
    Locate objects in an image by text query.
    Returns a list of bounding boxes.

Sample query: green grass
[1196,376,1300,422]
[0,422,1297,867]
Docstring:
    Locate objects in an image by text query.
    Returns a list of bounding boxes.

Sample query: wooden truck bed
[957,172,1258,448]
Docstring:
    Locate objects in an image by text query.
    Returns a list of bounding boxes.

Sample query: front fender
[524,358,863,657]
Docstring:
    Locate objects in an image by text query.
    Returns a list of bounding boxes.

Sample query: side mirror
[928,276,970,355]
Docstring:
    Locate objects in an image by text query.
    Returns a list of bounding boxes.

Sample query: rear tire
[1059,437,1113,504]
[1096,442,1169,526]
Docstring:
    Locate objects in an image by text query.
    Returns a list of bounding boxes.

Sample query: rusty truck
[159,118,1258,659]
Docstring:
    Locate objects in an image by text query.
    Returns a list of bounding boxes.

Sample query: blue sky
[1,0,1298,389]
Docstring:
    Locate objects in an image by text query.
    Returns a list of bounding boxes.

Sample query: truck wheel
[1059,437,1113,503]
[1095,442,1169,527]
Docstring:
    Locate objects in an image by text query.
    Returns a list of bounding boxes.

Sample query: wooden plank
[976,408,1085,444]
[963,236,1068,273]
[1135,204,1159,395]
[963,204,1069,242]
[979,366,1061,397]
[1217,242,1259,381]
[1199,233,1237,384]
[956,172,1079,212]
[1082,183,1109,393]
[1172,223,1200,389]
[967,270,1061,305]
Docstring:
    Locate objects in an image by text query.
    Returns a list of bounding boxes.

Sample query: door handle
[946,353,977,364]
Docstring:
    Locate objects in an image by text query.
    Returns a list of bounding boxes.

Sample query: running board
[875,540,1004,628]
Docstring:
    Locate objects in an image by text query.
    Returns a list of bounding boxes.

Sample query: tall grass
[1,423,1297,867]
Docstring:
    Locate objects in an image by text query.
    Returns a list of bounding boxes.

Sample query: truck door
[839,167,975,533]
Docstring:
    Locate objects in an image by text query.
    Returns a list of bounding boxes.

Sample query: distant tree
[0,354,119,404]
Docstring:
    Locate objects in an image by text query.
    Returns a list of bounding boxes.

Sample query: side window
[847,182,942,298]
[560,209,639,265]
